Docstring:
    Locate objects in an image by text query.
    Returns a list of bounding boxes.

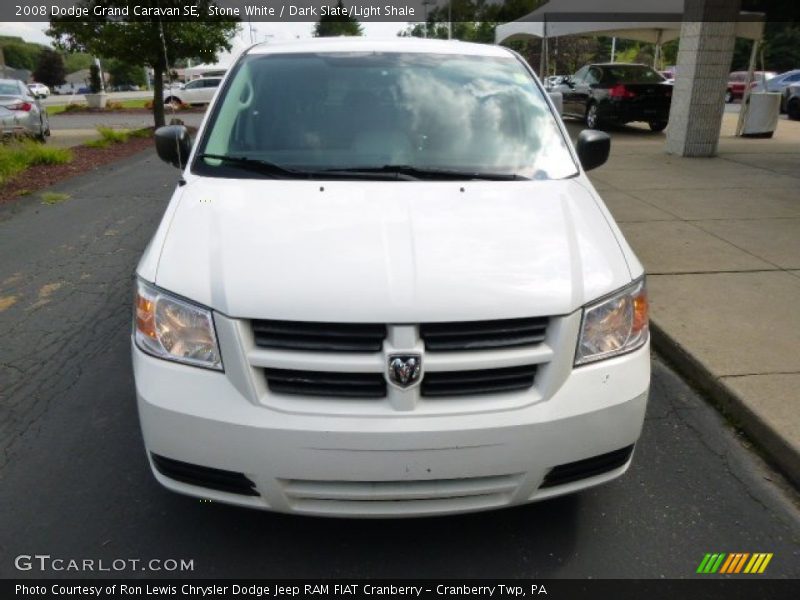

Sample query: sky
[0,20,408,48]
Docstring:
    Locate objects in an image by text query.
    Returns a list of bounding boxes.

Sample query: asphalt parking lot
[1,142,799,579]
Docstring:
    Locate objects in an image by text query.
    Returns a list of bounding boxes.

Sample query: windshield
[194,52,577,180]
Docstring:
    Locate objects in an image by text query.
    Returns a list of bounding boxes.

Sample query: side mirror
[576,129,610,171]
[155,125,192,168]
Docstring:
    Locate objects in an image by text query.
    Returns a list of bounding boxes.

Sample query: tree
[63,52,93,74]
[33,48,66,87]
[106,59,147,88]
[314,1,363,37]
[48,1,238,127]
[763,25,800,72]
[89,63,102,93]
[0,39,45,71]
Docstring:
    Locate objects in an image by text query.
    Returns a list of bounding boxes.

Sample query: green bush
[0,142,72,184]
[85,126,150,148]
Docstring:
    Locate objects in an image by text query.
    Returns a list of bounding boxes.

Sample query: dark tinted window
[601,66,665,84]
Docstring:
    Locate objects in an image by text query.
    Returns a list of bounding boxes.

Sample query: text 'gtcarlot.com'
[13,554,194,573]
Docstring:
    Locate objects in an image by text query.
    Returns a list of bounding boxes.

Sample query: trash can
[741,92,781,138]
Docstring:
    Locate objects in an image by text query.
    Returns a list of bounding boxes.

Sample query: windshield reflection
[199,52,578,180]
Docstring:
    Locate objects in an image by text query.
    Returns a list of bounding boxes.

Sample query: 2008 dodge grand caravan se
[133,38,650,517]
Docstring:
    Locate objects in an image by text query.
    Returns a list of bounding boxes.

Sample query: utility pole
[421,0,434,38]
[448,1,452,40]
[611,37,617,63]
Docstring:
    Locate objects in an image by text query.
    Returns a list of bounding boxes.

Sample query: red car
[726,71,777,102]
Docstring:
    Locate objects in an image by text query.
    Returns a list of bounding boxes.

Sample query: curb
[649,319,800,489]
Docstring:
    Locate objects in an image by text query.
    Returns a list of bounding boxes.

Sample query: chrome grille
[252,320,386,352]
[264,368,386,398]
[420,317,548,351]
[422,365,537,397]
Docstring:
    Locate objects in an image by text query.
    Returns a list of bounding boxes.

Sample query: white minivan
[134,38,650,517]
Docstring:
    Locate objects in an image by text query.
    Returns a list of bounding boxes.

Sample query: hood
[152,177,631,322]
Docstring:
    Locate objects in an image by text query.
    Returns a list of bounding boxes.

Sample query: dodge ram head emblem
[388,355,422,387]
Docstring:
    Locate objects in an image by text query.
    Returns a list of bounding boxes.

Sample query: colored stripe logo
[696,553,773,574]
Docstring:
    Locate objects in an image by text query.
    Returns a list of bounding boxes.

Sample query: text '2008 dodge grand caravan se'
[134,38,650,517]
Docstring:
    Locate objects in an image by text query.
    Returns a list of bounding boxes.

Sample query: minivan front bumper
[133,337,649,518]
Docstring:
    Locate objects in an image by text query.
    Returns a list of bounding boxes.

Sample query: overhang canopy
[495,0,764,45]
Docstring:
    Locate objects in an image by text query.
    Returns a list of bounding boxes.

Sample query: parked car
[561,62,672,131]
[163,77,221,106]
[136,38,650,517]
[27,82,50,98]
[112,84,140,92]
[0,79,49,141]
[725,71,776,103]
[751,69,800,97]
[76,86,91,94]
[784,83,800,120]
[53,83,78,95]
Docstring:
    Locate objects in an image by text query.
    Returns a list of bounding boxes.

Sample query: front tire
[586,103,602,129]
[788,99,800,121]
[164,96,182,109]
[36,118,47,143]
[649,120,668,132]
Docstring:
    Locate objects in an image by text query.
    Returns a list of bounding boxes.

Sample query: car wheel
[36,118,47,143]
[649,120,668,132]
[585,103,602,129]
[788,99,800,121]
[164,96,182,108]
[724,90,733,103]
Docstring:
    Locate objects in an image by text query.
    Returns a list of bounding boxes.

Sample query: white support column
[665,0,741,157]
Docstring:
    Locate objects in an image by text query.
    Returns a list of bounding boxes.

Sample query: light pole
[421,0,434,38]
[448,1,452,40]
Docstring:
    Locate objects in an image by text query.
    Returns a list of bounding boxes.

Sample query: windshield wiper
[325,165,529,181]
[198,155,418,181]
[197,156,529,182]
[197,153,307,178]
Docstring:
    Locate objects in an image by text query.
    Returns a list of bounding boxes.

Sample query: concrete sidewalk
[581,114,800,487]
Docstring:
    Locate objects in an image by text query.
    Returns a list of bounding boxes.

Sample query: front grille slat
[422,365,537,397]
[265,368,386,398]
[252,320,386,352]
[421,317,548,351]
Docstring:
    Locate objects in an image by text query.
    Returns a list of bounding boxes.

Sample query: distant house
[0,65,31,82]
[54,69,110,94]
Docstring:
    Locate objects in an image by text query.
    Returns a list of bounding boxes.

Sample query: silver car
[751,69,800,101]
[0,79,50,141]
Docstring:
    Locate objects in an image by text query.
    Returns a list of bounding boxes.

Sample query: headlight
[134,279,223,370]
[575,278,648,366]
